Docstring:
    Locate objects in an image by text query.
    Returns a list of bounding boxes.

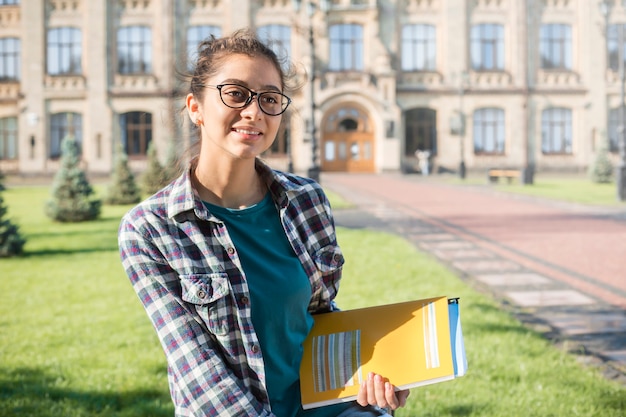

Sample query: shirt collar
[166,159,308,220]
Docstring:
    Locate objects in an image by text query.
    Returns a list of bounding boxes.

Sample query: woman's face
[187,54,284,163]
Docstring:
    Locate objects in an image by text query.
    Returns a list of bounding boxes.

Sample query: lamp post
[293,0,327,182]
[457,71,468,179]
[616,22,626,200]
[600,0,626,201]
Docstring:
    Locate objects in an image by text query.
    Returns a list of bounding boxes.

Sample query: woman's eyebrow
[219,79,282,92]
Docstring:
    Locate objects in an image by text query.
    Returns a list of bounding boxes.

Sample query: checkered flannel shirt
[118,160,345,416]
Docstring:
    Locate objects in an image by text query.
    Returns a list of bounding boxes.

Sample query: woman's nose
[240,96,263,119]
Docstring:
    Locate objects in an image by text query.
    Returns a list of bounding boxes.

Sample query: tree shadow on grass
[19,228,120,256]
[0,367,173,417]
[26,229,116,240]
[21,246,119,257]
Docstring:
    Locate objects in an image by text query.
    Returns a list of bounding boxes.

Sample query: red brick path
[323,173,626,309]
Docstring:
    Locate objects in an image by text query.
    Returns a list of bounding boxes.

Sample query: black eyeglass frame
[199,83,292,116]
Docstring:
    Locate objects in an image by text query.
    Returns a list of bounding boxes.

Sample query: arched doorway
[321,106,375,172]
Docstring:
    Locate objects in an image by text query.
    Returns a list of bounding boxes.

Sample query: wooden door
[322,131,374,172]
[321,105,375,173]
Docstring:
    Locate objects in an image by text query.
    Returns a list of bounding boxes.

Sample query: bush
[105,142,141,205]
[141,142,169,196]
[0,171,26,257]
[589,140,614,184]
[45,135,101,222]
[162,140,180,184]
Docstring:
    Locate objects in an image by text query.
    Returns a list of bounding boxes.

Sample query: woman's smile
[233,126,263,138]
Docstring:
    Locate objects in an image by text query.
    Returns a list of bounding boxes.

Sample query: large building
[0,0,624,177]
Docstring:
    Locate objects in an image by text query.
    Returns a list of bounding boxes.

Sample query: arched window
[338,118,358,131]
[264,114,291,157]
[325,107,369,132]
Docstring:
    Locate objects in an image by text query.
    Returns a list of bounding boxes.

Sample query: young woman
[118,29,409,417]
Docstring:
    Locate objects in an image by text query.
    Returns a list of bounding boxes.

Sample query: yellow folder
[300,296,466,409]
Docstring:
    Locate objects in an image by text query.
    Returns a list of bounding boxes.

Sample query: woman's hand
[356,372,410,410]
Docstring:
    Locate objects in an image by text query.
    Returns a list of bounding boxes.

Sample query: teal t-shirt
[204,194,351,417]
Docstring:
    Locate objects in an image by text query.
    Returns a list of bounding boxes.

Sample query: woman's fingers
[356,372,411,410]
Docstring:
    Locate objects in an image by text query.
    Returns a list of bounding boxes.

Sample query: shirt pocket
[313,245,344,274]
[180,273,231,336]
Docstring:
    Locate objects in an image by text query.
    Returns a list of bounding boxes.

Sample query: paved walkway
[321,172,626,385]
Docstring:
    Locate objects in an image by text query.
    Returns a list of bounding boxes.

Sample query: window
[120,112,152,156]
[540,24,571,70]
[0,0,19,4]
[0,117,17,160]
[325,107,369,132]
[117,26,152,74]
[542,108,572,154]
[329,24,363,71]
[47,27,82,75]
[471,24,504,71]
[266,121,291,157]
[473,108,505,154]
[50,113,83,158]
[0,38,20,81]
[325,141,336,161]
[608,107,623,153]
[401,24,436,71]
[258,25,291,64]
[187,25,221,65]
[607,24,626,72]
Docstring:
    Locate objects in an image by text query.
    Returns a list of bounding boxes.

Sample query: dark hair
[189,28,293,101]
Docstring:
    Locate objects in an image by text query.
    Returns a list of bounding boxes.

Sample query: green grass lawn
[444,173,625,207]
[1,185,625,416]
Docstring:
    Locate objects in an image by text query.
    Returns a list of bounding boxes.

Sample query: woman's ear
[186,93,200,124]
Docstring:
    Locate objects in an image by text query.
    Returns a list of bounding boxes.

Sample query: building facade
[0,0,624,177]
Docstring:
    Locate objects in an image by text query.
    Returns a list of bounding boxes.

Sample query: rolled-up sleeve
[118,215,273,417]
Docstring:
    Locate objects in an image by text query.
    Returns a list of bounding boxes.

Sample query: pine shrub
[589,140,614,184]
[162,141,181,184]
[0,171,26,257]
[141,141,169,196]
[45,135,101,222]
[105,142,141,205]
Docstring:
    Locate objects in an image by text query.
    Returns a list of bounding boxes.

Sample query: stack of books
[300,296,468,409]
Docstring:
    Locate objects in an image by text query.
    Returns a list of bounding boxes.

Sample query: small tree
[45,134,101,222]
[162,140,180,184]
[0,171,26,257]
[105,141,141,205]
[589,140,614,184]
[141,141,169,196]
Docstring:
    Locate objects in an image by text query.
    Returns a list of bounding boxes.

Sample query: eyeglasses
[199,83,291,116]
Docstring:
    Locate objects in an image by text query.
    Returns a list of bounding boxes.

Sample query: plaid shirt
[118,160,344,417]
